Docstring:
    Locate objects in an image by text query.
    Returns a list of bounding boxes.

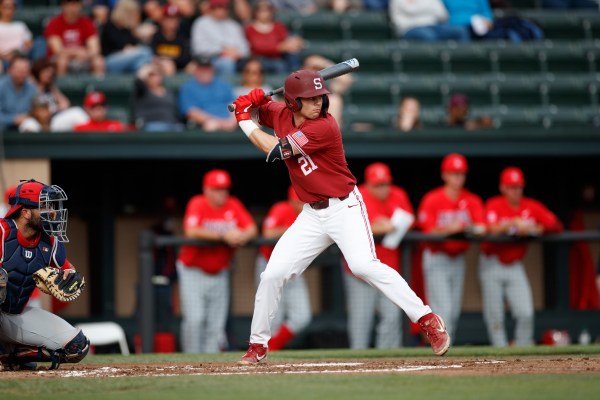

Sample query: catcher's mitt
[33,267,85,302]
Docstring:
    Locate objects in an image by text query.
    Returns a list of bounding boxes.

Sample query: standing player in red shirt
[43,0,105,76]
[232,70,450,364]
[343,162,415,349]
[256,186,311,350]
[480,167,563,347]
[177,169,258,353]
[417,153,486,342]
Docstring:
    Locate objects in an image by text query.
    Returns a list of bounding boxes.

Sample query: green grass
[1,345,599,400]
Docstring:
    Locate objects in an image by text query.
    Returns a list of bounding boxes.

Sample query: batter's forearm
[248,129,280,154]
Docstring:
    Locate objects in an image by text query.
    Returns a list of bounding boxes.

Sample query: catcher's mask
[283,69,331,116]
[6,179,69,242]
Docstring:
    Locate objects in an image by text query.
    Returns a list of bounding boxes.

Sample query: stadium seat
[76,322,130,355]
[14,6,59,36]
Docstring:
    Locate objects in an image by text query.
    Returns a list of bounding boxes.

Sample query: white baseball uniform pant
[177,262,230,353]
[0,306,80,352]
[255,255,312,333]
[423,249,465,342]
[343,272,402,349]
[479,254,534,347]
[249,187,431,346]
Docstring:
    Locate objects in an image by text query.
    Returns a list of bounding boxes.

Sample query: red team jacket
[417,186,485,257]
[481,195,563,265]
[178,195,254,274]
[258,102,356,203]
[258,200,299,261]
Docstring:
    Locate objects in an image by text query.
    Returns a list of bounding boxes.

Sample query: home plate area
[11,356,598,378]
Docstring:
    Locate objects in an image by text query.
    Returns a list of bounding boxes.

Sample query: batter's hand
[247,88,271,107]
[233,95,252,122]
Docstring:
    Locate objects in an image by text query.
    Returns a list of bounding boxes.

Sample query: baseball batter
[0,179,89,370]
[232,70,450,364]
[177,169,258,353]
[256,186,311,350]
[417,153,485,342]
[343,162,415,349]
[480,167,563,346]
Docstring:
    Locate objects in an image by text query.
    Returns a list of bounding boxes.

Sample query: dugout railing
[137,230,600,353]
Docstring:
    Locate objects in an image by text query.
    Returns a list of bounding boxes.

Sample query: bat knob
[227,103,235,112]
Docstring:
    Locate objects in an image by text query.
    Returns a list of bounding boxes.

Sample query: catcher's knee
[61,330,90,364]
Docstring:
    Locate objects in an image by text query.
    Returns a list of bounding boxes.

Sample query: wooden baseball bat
[227,58,360,112]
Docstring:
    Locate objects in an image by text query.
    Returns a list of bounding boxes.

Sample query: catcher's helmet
[6,179,69,242]
[283,70,331,115]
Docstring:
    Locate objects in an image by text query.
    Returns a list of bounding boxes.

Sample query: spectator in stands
[30,58,89,132]
[446,93,493,130]
[480,167,563,347]
[268,0,317,14]
[302,54,353,128]
[314,0,362,13]
[133,63,184,132]
[442,0,493,40]
[390,0,471,42]
[190,0,249,77]
[18,94,52,133]
[178,56,237,131]
[101,0,155,74]
[234,57,273,97]
[73,91,128,132]
[542,0,599,9]
[0,55,36,131]
[44,0,105,76]
[244,0,304,74]
[92,0,117,26]
[151,4,192,76]
[396,96,422,132]
[363,0,389,10]
[0,0,33,72]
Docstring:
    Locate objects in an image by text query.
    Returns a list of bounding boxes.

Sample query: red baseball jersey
[258,102,356,203]
[43,14,97,58]
[178,195,254,274]
[417,186,485,256]
[481,195,563,264]
[259,200,299,260]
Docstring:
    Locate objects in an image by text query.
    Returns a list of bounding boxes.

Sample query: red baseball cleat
[418,313,451,356]
[239,343,268,365]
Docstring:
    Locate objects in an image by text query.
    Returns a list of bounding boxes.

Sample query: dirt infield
[1,356,599,379]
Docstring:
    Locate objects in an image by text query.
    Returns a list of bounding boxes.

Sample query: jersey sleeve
[231,197,255,229]
[43,17,59,38]
[262,203,287,230]
[287,119,334,156]
[417,194,437,232]
[531,199,564,232]
[0,219,11,263]
[258,101,283,129]
[469,194,486,224]
[183,196,204,229]
[82,17,98,41]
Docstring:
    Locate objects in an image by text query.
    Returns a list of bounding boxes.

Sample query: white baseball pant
[343,272,402,349]
[255,255,312,333]
[422,249,465,342]
[479,254,534,347]
[176,262,230,353]
[250,187,431,346]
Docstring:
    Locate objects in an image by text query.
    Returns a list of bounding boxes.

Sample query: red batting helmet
[283,70,331,114]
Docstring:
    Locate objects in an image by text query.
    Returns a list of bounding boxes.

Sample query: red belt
[309,194,350,210]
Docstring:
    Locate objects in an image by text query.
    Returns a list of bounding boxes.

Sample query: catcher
[0,179,88,371]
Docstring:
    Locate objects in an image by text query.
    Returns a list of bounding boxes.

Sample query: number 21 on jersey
[298,155,318,176]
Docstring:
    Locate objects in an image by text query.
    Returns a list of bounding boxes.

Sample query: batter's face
[299,96,323,120]
[501,184,523,206]
[205,187,229,207]
[442,172,466,190]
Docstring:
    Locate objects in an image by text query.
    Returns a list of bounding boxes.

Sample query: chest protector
[1,219,57,314]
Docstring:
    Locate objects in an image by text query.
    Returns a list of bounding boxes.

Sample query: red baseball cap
[203,169,231,189]
[5,180,45,218]
[500,166,526,187]
[209,0,230,7]
[84,91,106,108]
[287,186,300,202]
[441,153,468,173]
[365,162,392,185]
[163,3,180,17]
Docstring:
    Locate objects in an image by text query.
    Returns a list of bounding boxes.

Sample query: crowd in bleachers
[0,0,599,134]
